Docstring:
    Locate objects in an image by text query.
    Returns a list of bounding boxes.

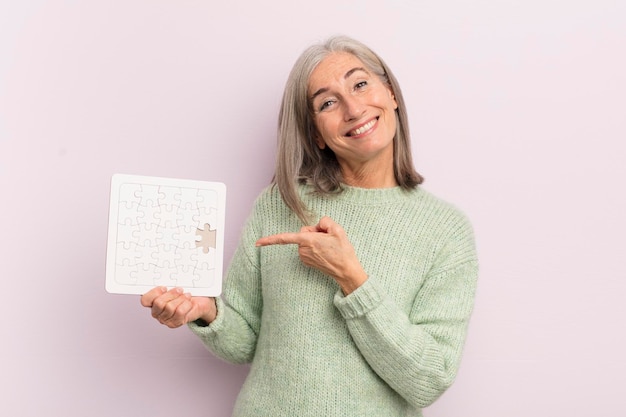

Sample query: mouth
[346,117,378,137]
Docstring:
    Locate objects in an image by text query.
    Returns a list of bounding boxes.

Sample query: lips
[346,117,378,137]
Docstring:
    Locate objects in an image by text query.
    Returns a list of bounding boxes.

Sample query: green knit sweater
[189,184,478,416]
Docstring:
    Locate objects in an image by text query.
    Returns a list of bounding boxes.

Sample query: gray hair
[273,35,423,224]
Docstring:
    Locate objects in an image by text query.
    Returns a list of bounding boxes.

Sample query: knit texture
[189,184,478,416]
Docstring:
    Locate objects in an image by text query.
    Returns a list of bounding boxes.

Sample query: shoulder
[406,187,476,253]
[251,184,282,209]
[408,187,473,228]
[245,185,300,234]
[413,188,477,270]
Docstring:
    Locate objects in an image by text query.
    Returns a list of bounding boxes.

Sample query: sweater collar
[304,184,421,206]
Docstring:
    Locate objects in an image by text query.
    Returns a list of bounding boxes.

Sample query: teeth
[350,119,376,136]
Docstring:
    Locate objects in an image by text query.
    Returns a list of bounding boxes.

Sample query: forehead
[308,52,368,93]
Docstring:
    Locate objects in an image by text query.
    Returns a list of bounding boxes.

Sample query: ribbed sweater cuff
[333,279,383,320]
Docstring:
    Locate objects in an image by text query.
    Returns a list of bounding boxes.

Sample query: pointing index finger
[256,232,305,247]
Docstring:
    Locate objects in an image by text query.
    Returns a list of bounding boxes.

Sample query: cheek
[312,118,330,149]
[381,95,397,111]
[314,117,338,141]
[387,111,398,134]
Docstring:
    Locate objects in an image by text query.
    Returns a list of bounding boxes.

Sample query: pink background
[1,1,624,415]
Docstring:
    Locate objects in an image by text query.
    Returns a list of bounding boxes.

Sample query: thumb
[317,216,342,234]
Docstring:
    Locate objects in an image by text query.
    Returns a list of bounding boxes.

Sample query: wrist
[338,270,368,295]
[195,297,218,326]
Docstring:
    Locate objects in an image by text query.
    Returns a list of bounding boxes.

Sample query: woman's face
[308,52,398,171]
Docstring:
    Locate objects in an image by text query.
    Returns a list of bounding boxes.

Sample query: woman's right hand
[140,287,217,328]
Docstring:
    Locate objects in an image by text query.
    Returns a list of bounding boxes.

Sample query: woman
[141,35,478,416]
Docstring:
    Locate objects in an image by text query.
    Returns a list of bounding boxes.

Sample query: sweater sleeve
[333,214,478,409]
[187,217,263,365]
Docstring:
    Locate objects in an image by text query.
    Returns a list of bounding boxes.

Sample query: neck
[340,161,397,189]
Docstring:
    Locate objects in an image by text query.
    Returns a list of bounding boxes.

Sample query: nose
[342,95,365,121]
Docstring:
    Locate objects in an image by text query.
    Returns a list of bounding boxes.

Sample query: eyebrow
[310,66,369,102]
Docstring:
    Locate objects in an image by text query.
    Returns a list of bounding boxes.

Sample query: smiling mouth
[346,118,378,137]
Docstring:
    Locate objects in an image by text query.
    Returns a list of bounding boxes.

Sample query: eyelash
[317,80,368,112]
[319,99,336,111]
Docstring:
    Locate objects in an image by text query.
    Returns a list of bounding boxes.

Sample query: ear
[315,135,326,150]
[387,85,398,110]
[310,125,326,149]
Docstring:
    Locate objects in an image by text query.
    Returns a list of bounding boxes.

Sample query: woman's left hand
[255,216,368,294]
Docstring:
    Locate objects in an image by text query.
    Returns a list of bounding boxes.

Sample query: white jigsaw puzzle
[105,174,226,296]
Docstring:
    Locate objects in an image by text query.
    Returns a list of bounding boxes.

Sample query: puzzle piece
[118,183,142,206]
[192,267,214,289]
[153,261,178,287]
[157,226,180,249]
[117,201,143,225]
[115,241,140,265]
[195,207,217,230]
[177,188,200,210]
[193,248,215,271]
[154,205,182,228]
[132,223,162,247]
[135,243,161,270]
[130,264,162,286]
[114,258,139,285]
[195,223,217,254]
[158,186,181,210]
[135,184,162,207]
[152,244,181,268]
[177,205,200,228]
[175,240,199,269]
[171,264,199,287]
[137,202,161,226]
[116,218,140,249]
[197,189,217,209]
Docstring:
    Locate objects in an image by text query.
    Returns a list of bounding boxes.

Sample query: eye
[355,80,368,90]
[319,99,336,111]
